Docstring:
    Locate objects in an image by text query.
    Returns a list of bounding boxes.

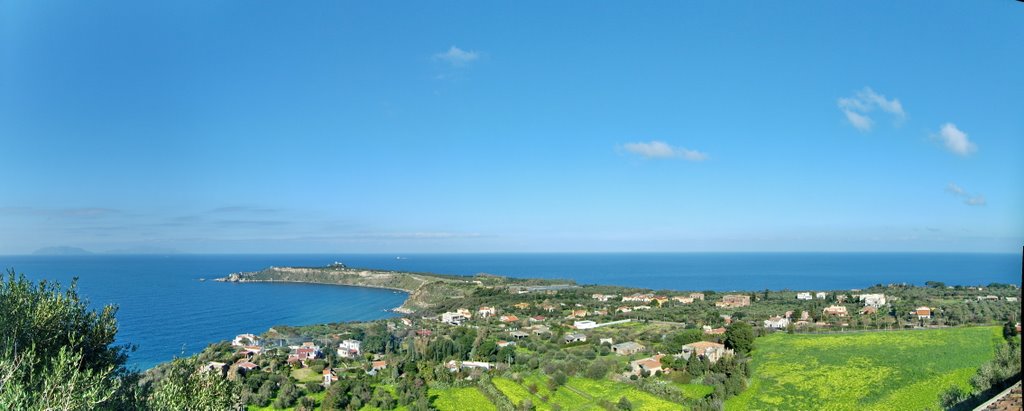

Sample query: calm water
[2,252,1019,369]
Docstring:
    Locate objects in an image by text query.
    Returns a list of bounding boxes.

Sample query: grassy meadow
[725,326,1002,411]
[429,387,497,411]
[491,374,683,411]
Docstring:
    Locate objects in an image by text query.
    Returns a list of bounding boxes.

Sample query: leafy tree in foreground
[147,356,241,410]
[0,269,139,410]
[724,322,754,355]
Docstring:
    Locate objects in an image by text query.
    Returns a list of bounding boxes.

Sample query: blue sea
[1,252,1019,370]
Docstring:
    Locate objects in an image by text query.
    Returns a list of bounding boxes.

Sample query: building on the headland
[202,361,228,378]
[796,292,813,300]
[235,361,259,375]
[611,341,645,355]
[232,333,260,347]
[681,341,733,363]
[338,339,361,358]
[239,345,262,357]
[716,294,751,308]
[816,292,828,299]
[672,296,695,304]
[592,294,617,302]
[914,306,932,319]
[499,314,520,323]
[287,342,321,365]
[689,292,706,301]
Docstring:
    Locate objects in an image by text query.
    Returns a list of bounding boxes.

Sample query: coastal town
[165,264,1024,410]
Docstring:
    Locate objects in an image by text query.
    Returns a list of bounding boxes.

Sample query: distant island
[30,245,179,255]
[31,246,93,255]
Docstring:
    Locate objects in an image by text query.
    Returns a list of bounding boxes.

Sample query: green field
[676,383,714,399]
[725,326,1002,411]
[492,374,683,411]
[291,367,324,383]
[429,387,497,411]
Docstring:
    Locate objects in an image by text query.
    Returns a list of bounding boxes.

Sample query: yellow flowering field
[725,326,1001,411]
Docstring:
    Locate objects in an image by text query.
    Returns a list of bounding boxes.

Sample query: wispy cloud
[434,46,479,66]
[964,195,986,206]
[945,182,986,206]
[0,207,120,218]
[209,206,282,214]
[621,141,708,161]
[837,87,905,131]
[934,123,976,156]
[945,182,966,196]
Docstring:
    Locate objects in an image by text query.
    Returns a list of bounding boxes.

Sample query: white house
[796,292,812,300]
[441,311,469,325]
[232,334,260,347]
[622,293,654,303]
[815,292,828,299]
[338,339,361,358]
[445,361,493,372]
[764,316,790,329]
[478,306,496,318]
[856,294,887,308]
[573,320,598,330]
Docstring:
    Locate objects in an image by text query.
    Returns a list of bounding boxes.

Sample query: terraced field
[725,326,1002,411]
[492,374,683,411]
[429,387,497,411]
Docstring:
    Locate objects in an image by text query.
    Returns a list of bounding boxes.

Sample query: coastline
[218,277,413,312]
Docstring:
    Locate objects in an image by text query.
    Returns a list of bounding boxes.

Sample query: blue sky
[1,1,1022,254]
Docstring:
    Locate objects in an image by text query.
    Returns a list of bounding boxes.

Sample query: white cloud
[964,195,986,206]
[842,109,873,131]
[622,141,708,161]
[945,182,965,196]
[837,87,905,131]
[945,182,986,206]
[434,46,479,66]
[936,123,976,156]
